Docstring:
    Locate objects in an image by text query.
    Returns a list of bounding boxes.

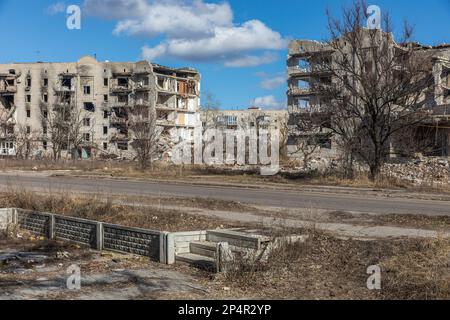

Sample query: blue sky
[0,0,449,110]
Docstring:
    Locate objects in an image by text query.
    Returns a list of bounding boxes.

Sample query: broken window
[43,110,48,119]
[26,126,31,134]
[103,126,108,135]
[43,125,47,135]
[43,93,48,103]
[62,77,72,88]
[26,95,31,103]
[26,109,31,118]
[226,116,237,126]
[298,59,311,71]
[83,133,91,142]
[118,95,128,103]
[43,141,47,150]
[297,98,310,109]
[83,86,91,95]
[43,78,48,87]
[103,110,109,119]
[118,78,128,87]
[26,77,31,87]
[297,79,310,89]
[103,142,108,150]
[177,81,187,94]
[83,102,95,112]
[83,118,91,127]
[117,141,128,150]
[3,96,14,109]
[104,94,108,102]
[104,78,109,86]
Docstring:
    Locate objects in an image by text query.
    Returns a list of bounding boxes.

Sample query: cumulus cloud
[83,0,287,67]
[47,2,66,15]
[251,95,286,110]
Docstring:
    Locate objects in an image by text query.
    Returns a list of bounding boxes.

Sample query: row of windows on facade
[14,139,120,152]
[23,75,151,94]
[24,75,128,89]
[20,122,110,136]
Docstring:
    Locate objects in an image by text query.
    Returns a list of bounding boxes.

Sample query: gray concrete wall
[166,231,207,264]
[102,223,163,261]
[0,208,11,230]
[11,208,165,262]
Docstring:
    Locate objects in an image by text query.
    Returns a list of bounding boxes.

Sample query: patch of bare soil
[0,234,208,300]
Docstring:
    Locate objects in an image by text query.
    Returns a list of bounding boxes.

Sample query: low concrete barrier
[7,208,165,263]
[54,215,101,249]
[166,231,207,264]
[0,208,14,230]
[17,209,52,238]
[103,223,165,262]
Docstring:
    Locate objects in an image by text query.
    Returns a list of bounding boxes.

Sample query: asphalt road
[0,172,449,216]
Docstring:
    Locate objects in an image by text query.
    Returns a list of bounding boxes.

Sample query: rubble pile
[382,158,450,186]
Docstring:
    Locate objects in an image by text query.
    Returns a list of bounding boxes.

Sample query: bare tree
[320,0,436,180]
[129,105,162,169]
[201,91,222,130]
[289,113,331,169]
[44,91,83,161]
[15,124,39,159]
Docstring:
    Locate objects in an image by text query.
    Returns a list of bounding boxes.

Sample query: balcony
[288,65,332,77]
[134,84,151,92]
[157,119,176,127]
[288,87,314,96]
[54,85,75,93]
[0,85,17,94]
[110,85,132,93]
[111,101,130,108]
[156,104,176,111]
[110,133,129,142]
[110,115,128,124]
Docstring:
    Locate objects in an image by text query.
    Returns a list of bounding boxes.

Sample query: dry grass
[1,158,449,194]
[381,237,450,300]
[213,230,450,300]
[0,188,243,232]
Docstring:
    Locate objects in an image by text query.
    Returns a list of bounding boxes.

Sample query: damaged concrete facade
[201,107,287,132]
[0,56,200,160]
[287,36,450,161]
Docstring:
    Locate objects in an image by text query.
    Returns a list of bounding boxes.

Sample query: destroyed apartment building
[287,31,450,162]
[0,56,200,160]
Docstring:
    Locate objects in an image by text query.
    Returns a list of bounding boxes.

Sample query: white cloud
[47,2,66,15]
[84,0,287,67]
[251,95,286,110]
[260,75,286,89]
[224,53,278,68]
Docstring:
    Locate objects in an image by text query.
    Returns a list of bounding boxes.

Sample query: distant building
[0,56,201,160]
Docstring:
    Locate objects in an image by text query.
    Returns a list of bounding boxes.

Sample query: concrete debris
[382,158,450,185]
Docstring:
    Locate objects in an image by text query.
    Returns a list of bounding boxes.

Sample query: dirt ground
[1,230,449,300]
[0,188,449,300]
